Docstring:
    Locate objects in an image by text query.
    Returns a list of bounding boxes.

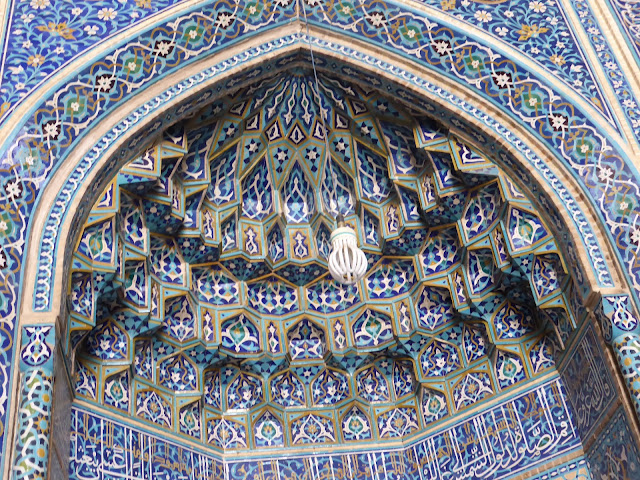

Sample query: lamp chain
[299,0,341,225]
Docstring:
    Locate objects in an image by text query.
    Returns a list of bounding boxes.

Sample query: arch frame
[20,28,624,320]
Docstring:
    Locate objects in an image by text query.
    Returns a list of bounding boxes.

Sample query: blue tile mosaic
[70,378,581,480]
[0,0,639,475]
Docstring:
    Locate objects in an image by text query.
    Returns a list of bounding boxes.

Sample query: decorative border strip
[571,0,640,140]
[70,377,581,478]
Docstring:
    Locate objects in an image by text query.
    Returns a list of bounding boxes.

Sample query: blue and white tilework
[0,0,638,475]
[529,458,592,480]
[594,293,640,417]
[586,406,640,480]
[560,323,616,442]
[12,324,55,480]
[572,0,640,138]
[70,378,581,479]
[605,1,640,63]
[67,70,579,456]
[0,0,193,123]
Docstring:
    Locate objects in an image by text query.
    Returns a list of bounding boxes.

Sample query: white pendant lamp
[328,216,368,285]
[301,2,368,285]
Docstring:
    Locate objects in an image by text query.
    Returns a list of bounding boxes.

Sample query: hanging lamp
[328,214,368,285]
[301,2,368,285]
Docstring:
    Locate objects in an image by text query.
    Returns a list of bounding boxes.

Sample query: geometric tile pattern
[69,71,576,453]
[12,325,55,480]
[70,378,581,478]
[586,405,640,480]
[595,294,640,418]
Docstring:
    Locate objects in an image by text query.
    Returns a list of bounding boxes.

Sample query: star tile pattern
[69,71,576,454]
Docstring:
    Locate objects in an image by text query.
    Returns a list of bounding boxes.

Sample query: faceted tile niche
[67,70,578,457]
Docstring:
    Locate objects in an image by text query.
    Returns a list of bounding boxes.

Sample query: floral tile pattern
[0,0,193,121]
[421,0,615,123]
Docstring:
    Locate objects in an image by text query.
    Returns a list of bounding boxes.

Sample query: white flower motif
[598,167,613,181]
[84,25,99,35]
[631,227,640,245]
[71,7,82,15]
[493,72,512,88]
[504,10,515,18]
[43,121,60,138]
[21,13,35,23]
[70,101,80,112]
[30,0,50,9]
[0,221,7,232]
[495,27,508,37]
[529,1,546,12]
[474,10,492,23]
[5,180,22,199]
[8,65,24,76]
[155,41,173,56]
[215,12,234,29]
[549,113,568,131]
[22,40,32,48]
[98,8,117,20]
[55,46,65,54]
[367,12,386,27]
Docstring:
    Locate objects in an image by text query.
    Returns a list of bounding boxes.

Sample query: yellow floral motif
[35,22,76,40]
[441,0,456,10]
[516,24,549,41]
[136,0,152,7]
[27,55,45,67]
[550,54,566,66]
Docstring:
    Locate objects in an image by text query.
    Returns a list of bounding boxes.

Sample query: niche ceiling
[68,69,577,455]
